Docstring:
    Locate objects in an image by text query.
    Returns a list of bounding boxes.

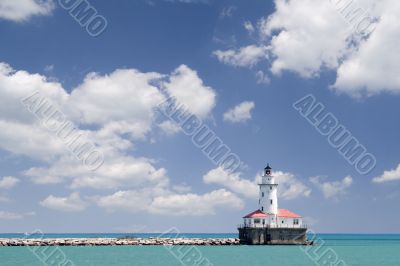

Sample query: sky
[0,0,399,234]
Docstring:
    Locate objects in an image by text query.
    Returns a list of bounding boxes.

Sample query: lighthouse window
[254,219,260,224]
[261,207,264,211]
[262,192,264,197]
[294,219,299,225]
[270,186,272,190]
[270,199,273,204]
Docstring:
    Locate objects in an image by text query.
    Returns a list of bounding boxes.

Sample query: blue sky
[0,0,399,234]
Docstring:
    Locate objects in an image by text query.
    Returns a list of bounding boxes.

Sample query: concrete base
[238,227,308,245]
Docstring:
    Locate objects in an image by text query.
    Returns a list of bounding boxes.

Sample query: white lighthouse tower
[259,164,278,218]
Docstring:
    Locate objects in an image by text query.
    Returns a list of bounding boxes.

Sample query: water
[0,234,399,266]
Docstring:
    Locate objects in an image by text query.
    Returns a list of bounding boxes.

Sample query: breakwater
[0,238,240,246]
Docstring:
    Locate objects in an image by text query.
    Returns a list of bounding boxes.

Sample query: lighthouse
[259,164,278,217]
[238,164,308,245]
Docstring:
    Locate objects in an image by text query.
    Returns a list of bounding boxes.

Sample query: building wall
[244,217,267,227]
[244,217,303,228]
[277,217,303,228]
[238,227,307,245]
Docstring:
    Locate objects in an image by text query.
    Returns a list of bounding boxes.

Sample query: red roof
[243,210,267,218]
[278,209,301,218]
[243,209,301,219]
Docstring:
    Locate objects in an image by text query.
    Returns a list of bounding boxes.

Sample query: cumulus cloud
[203,167,258,198]
[0,120,66,161]
[95,188,244,216]
[223,101,255,123]
[333,2,400,96]
[213,45,268,68]
[164,65,216,118]
[26,154,170,190]
[372,164,400,183]
[0,63,68,161]
[215,0,400,96]
[310,175,353,199]
[0,176,19,189]
[0,0,54,22]
[40,192,88,212]
[203,167,311,200]
[68,69,165,139]
[260,0,351,78]
[273,171,312,200]
[0,62,217,192]
[150,189,243,215]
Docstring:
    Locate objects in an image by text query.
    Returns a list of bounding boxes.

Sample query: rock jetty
[0,238,240,246]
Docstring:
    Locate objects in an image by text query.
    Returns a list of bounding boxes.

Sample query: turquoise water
[0,234,399,266]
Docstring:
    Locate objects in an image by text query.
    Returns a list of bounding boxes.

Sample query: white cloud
[0,62,217,191]
[0,0,54,22]
[216,0,400,96]
[260,0,350,78]
[273,171,312,200]
[213,45,268,67]
[0,62,68,123]
[203,167,257,198]
[223,101,255,123]
[0,211,35,220]
[164,65,216,118]
[68,69,165,139]
[0,176,19,189]
[333,1,400,96]
[95,188,159,213]
[203,167,311,200]
[158,120,181,136]
[263,0,400,95]
[310,175,353,199]
[150,189,243,216]
[25,149,170,190]
[95,188,243,216]
[244,21,255,34]
[0,63,69,161]
[40,192,88,212]
[0,120,66,162]
[255,70,270,84]
[372,164,400,183]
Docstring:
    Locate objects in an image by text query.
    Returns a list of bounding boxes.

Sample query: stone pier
[0,238,240,246]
